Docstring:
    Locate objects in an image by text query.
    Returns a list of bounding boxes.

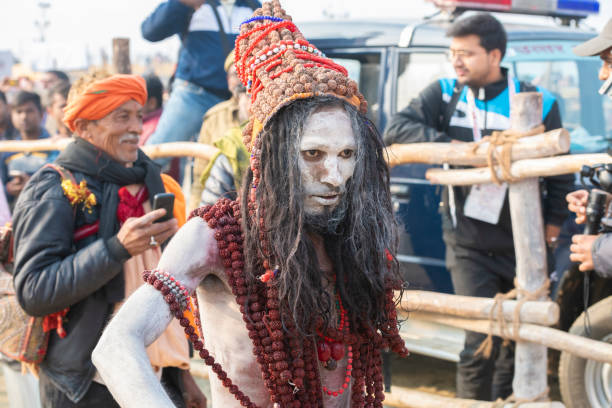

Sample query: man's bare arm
[94,285,176,407]
[93,217,220,407]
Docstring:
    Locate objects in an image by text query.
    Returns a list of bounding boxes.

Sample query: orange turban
[63,74,147,132]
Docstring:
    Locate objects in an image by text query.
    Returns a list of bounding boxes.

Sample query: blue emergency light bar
[431,0,600,18]
[557,0,600,15]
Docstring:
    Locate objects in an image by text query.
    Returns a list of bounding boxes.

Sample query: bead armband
[143,270,190,312]
[143,269,260,408]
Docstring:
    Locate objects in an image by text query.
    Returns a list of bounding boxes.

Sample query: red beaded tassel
[321,345,352,397]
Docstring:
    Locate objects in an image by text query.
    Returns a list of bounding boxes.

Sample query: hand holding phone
[116,195,178,256]
[152,193,175,223]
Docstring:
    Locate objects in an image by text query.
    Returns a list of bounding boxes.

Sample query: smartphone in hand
[152,193,175,223]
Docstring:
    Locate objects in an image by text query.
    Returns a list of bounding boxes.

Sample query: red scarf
[116,186,148,225]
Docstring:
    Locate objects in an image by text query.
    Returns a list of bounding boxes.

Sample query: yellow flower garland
[60,179,97,213]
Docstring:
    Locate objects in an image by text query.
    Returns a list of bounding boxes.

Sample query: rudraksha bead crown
[235,0,368,153]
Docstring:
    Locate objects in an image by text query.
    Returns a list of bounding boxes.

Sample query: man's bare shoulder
[157,216,224,288]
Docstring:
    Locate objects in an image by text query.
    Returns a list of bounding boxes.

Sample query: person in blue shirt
[3,91,55,207]
[141,0,259,171]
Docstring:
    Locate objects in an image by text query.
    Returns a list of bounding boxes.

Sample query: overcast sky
[0,0,608,71]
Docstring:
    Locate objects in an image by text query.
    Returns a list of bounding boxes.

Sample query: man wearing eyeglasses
[384,13,572,402]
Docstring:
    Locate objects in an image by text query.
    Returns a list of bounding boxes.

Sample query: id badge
[463,183,508,225]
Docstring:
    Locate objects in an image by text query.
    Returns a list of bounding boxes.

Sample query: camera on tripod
[580,164,612,235]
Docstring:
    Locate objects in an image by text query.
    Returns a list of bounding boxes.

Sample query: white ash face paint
[298,106,357,216]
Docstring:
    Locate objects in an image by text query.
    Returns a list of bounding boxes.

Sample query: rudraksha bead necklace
[146,198,408,407]
[182,199,407,407]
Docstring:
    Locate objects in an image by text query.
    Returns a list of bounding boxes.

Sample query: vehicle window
[328,53,381,127]
[505,41,611,153]
[514,60,582,131]
[396,52,454,113]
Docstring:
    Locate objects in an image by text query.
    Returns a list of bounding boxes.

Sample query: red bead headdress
[236,0,367,192]
[236,0,367,150]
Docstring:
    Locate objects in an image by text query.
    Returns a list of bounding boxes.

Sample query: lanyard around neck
[466,75,515,142]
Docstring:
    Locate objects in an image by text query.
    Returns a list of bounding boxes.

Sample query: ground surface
[0,354,456,407]
[0,353,562,407]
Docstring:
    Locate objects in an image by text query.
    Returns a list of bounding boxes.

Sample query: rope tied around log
[471,124,546,185]
[475,277,550,358]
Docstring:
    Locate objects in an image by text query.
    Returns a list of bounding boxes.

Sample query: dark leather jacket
[12,165,130,402]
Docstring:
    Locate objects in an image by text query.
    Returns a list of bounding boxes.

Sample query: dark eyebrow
[113,107,142,116]
[113,108,129,115]
[301,143,357,150]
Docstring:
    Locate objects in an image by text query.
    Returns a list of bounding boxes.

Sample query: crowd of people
[2,2,262,407]
[0,73,65,213]
[0,0,611,407]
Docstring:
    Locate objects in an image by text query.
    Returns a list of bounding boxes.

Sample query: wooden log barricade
[0,138,72,153]
[3,137,609,182]
[403,311,612,366]
[426,153,612,185]
[385,128,569,168]
[399,290,612,364]
[1,135,608,176]
[0,139,220,162]
[505,93,549,402]
[400,290,559,327]
[142,142,220,161]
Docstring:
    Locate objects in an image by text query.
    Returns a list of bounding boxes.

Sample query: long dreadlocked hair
[240,95,402,336]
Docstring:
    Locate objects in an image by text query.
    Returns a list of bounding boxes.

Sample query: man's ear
[74,118,92,140]
[489,49,503,67]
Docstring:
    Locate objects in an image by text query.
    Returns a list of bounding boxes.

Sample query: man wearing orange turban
[62,74,147,134]
[11,73,205,407]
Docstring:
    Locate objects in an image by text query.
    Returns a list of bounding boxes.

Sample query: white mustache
[118,134,140,144]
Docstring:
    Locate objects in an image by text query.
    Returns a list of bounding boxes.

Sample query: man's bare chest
[196,275,351,408]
